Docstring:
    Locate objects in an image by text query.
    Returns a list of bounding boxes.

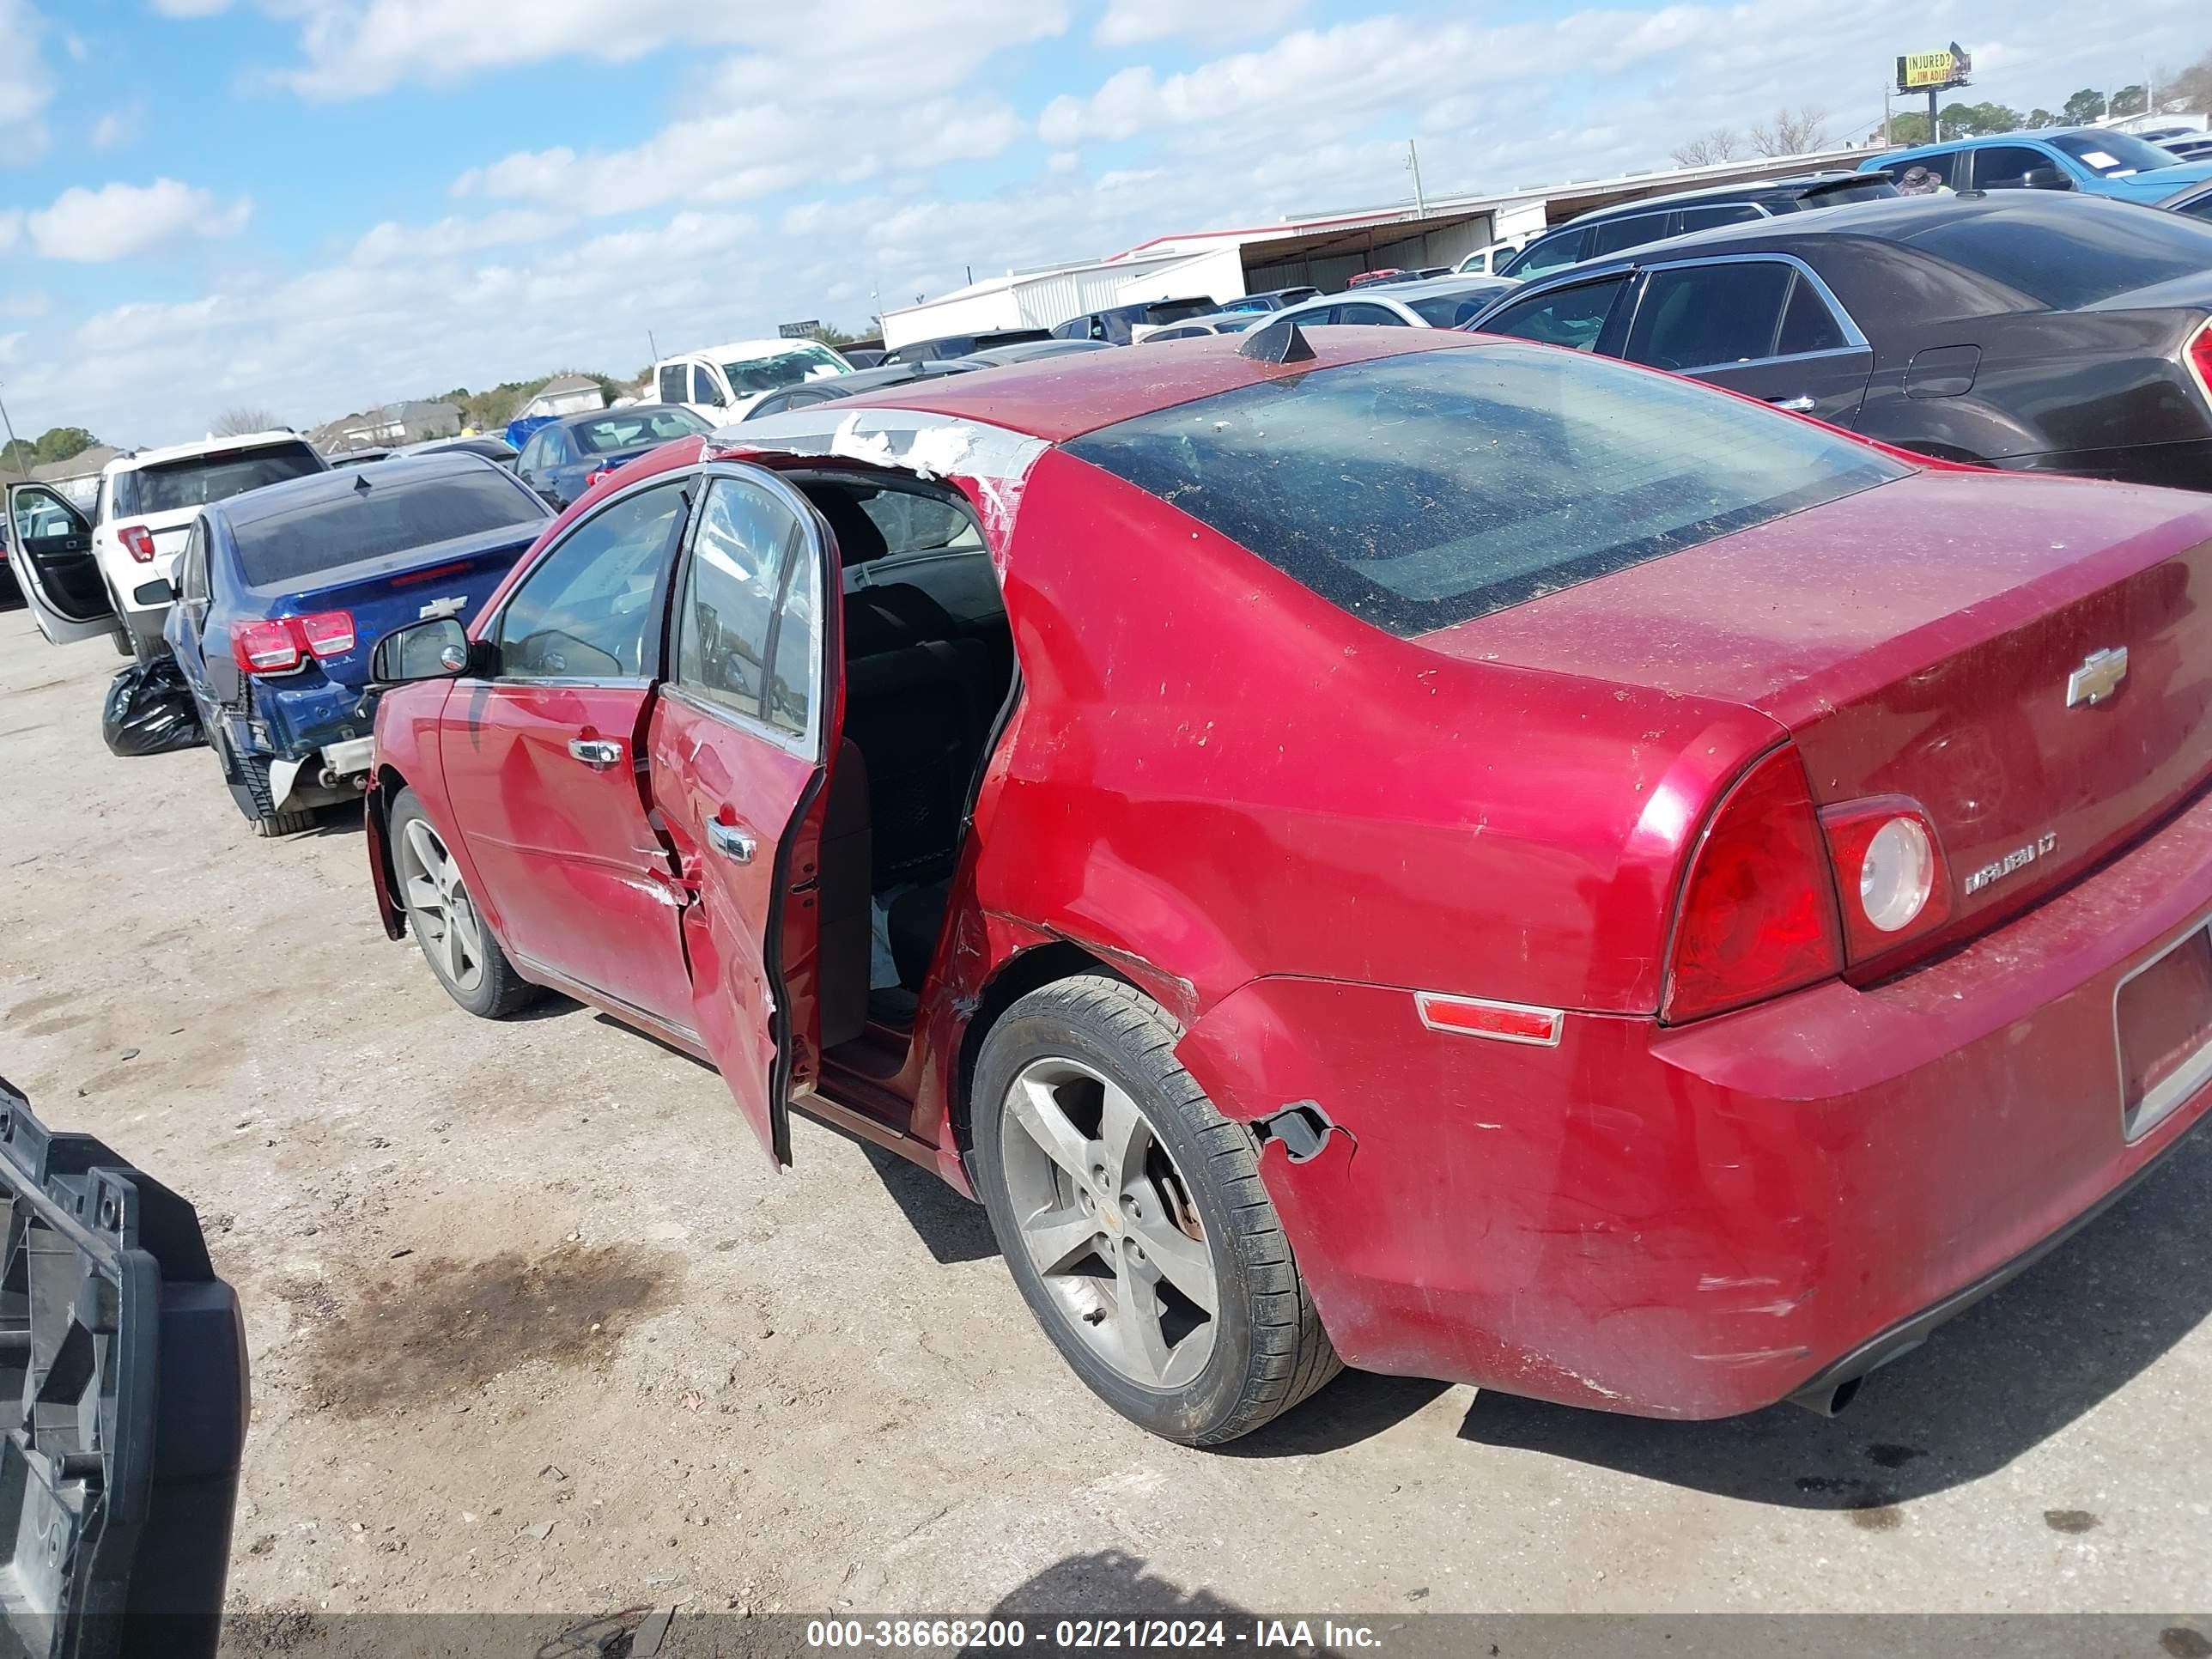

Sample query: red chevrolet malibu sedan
[364,326,2212,1444]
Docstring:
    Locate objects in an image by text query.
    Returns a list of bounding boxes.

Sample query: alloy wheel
[398,817,489,994]
[998,1056,1218,1390]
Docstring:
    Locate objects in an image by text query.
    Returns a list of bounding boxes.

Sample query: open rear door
[646,462,843,1165]
[4,484,118,647]
[0,1077,247,1659]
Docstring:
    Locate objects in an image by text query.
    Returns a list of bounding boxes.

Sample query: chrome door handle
[1767,395,1817,413]
[706,820,757,863]
[567,737,624,769]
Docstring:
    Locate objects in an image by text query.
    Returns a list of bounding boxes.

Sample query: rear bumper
[1176,784,2212,1418]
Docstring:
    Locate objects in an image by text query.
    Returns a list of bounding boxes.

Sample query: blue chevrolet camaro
[158,453,551,835]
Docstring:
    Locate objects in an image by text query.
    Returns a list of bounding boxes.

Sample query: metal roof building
[878,143,1891,349]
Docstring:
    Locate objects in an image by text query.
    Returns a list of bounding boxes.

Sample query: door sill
[509,953,707,1058]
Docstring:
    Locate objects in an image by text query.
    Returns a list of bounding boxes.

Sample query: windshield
[1063,343,1906,637]
[570,408,711,455]
[2048,131,2183,178]
[723,346,847,396]
[1902,204,2212,308]
[113,443,323,517]
[234,471,544,588]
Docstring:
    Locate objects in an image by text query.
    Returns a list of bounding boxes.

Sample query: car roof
[208,451,503,527]
[680,340,830,363]
[106,429,313,472]
[1877,125,2100,159]
[1559,170,1875,226]
[544,401,696,433]
[824,327,1495,443]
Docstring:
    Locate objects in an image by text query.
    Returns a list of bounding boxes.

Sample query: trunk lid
[250,524,539,690]
[1422,468,2212,947]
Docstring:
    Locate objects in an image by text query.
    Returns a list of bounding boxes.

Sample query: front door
[646,465,841,1165]
[1621,258,1875,428]
[5,483,117,646]
[439,475,700,1029]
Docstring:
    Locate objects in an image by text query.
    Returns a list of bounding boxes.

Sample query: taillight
[1662,745,1844,1023]
[586,465,614,489]
[118,524,157,563]
[296,611,356,657]
[2189,321,2212,408]
[1820,798,1952,963]
[229,611,355,676]
[232,619,303,676]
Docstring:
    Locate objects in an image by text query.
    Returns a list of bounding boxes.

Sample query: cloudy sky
[0,0,2203,447]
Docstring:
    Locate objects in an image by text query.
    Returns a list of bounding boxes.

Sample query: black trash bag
[100,657,207,757]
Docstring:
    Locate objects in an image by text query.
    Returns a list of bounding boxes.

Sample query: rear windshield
[1902,205,2212,309]
[233,470,544,589]
[1145,299,1218,325]
[1063,344,1906,637]
[571,408,709,454]
[113,442,322,517]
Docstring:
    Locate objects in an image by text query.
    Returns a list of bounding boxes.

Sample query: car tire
[971,974,1341,1445]
[210,724,317,836]
[387,787,542,1019]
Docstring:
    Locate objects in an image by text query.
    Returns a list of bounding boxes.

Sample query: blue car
[1864,126,2212,206]
[159,453,552,835]
[513,404,712,511]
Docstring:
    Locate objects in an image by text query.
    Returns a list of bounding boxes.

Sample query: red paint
[370,330,2212,1420]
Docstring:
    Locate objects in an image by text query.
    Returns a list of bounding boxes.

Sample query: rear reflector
[1414,992,1564,1047]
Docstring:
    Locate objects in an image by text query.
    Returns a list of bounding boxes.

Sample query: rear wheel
[210,724,315,836]
[972,975,1340,1445]
[389,788,541,1018]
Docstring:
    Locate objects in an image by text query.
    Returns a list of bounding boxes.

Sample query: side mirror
[371,616,474,684]
[2022,167,2071,191]
[132,577,177,607]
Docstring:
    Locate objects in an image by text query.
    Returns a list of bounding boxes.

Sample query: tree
[3,427,99,472]
[1750,106,1829,156]
[2166,50,2212,113]
[212,406,285,437]
[1670,127,1743,166]
[1885,112,1931,146]
[2023,108,2058,129]
[2110,83,2148,117]
[1940,101,2023,137]
[807,323,864,347]
[2060,88,2106,125]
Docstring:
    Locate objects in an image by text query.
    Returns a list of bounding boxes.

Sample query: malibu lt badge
[2066,647,2128,708]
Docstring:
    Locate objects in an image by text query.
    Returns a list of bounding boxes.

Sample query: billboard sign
[1898,44,1971,92]
[777,320,823,340]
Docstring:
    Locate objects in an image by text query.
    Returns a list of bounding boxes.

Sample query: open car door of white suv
[6,483,123,648]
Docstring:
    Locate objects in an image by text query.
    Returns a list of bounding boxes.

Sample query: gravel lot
[3,602,2210,1630]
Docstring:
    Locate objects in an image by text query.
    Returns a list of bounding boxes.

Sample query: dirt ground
[3,604,2211,1631]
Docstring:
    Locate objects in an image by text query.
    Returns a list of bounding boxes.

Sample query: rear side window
[1504,230,1585,278]
[1626,262,1796,369]
[113,443,322,517]
[1679,203,1764,232]
[1902,205,2212,308]
[233,470,546,588]
[1588,212,1671,258]
[658,365,688,403]
[1408,289,1502,327]
[1063,344,1906,637]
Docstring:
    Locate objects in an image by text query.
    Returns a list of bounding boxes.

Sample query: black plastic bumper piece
[0,1077,248,1659]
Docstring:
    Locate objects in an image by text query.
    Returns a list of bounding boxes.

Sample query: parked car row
[15,150,2212,1457]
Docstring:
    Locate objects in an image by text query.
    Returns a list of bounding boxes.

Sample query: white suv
[645,340,852,426]
[93,431,325,658]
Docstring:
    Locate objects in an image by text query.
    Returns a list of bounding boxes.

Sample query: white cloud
[1095,0,1307,46]
[89,106,140,151]
[151,0,233,14]
[0,0,52,162]
[348,208,572,266]
[25,179,252,263]
[0,210,18,252]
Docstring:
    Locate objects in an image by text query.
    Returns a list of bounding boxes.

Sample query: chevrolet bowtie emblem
[2066,647,2128,708]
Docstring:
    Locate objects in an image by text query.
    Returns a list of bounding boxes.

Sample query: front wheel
[388,787,542,1019]
[972,975,1341,1445]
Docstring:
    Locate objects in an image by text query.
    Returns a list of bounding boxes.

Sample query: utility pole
[1882,80,1893,145]
[1407,139,1427,219]
[0,381,29,482]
